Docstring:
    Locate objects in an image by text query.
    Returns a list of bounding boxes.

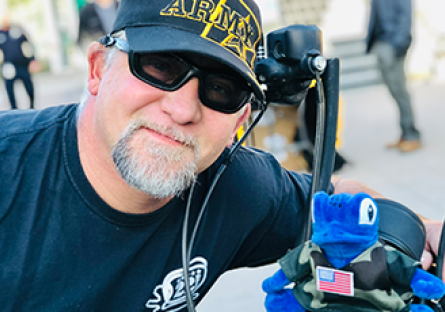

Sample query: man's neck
[77,103,172,214]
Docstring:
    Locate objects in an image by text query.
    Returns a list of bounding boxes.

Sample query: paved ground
[0,70,87,111]
[338,82,445,221]
[1,71,444,311]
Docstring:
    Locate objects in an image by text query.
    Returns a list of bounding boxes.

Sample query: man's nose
[160,78,202,125]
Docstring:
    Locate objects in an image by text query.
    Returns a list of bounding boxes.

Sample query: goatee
[112,120,199,199]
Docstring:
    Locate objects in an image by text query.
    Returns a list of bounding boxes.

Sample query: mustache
[125,119,198,150]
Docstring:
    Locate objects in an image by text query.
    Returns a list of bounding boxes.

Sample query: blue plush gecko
[262,192,445,312]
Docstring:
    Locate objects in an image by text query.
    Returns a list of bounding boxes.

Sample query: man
[365,0,421,152]
[0,14,40,109]
[0,0,442,311]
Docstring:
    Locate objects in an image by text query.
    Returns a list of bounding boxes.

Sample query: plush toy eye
[359,198,377,225]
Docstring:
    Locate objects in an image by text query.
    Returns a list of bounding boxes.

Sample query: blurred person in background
[365,0,421,153]
[77,0,119,52]
[0,14,40,110]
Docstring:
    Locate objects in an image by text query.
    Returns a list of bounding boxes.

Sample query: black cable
[182,181,196,311]
[182,104,268,312]
[303,72,325,242]
[188,106,267,261]
[248,114,256,146]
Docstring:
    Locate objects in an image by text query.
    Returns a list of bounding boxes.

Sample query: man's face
[86,45,249,198]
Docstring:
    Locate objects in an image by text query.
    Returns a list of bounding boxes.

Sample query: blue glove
[262,269,305,312]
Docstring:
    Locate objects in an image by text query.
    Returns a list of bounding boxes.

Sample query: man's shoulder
[232,145,282,168]
[220,145,283,179]
[229,145,304,179]
[0,104,78,139]
[213,145,311,195]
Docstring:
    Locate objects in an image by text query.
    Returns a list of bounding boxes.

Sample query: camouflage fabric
[278,240,420,312]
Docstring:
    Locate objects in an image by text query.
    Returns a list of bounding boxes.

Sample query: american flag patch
[316,266,354,296]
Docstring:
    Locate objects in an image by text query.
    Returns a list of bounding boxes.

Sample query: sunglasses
[101,36,253,114]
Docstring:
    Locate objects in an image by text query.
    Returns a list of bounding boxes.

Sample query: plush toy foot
[262,269,292,293]
[411,268,445,300]
[263,270,305,312]
[264,289,305,312]
[411,303,435,312]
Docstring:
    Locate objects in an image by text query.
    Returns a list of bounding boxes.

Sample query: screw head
[312,56,327,72]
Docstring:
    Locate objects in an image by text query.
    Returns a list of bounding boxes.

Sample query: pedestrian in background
[365,0,421,153]
[0,14,40,110]
[77,0,119,52]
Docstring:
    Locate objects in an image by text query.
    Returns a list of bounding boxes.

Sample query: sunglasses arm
[99,35,131,54]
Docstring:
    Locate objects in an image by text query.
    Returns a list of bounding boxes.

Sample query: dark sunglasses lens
[136,53,190,86]
[201,75,250,113]
[132,53,250,113]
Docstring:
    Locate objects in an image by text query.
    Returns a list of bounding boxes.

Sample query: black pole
[318,58,340,193]
[301,58,340,244]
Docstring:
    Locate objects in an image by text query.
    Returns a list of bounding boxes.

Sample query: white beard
[112,120,199,199]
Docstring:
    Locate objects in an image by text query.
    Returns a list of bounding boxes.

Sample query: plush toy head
[262,192,445,312]
[311,192,379,268]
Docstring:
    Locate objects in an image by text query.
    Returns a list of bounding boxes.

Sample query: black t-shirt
[0,105,312,311]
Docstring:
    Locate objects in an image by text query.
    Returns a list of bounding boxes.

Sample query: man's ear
[226,103,252,147]
[87,42,108,96]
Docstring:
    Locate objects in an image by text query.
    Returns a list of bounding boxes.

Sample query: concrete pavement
[1,71,444,311]
[0,69,87,111]
[338,82,445,221]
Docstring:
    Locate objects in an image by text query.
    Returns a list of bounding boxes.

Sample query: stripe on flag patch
[316,266,354,296]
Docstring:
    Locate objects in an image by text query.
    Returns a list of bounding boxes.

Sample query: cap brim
[125,26,264,102]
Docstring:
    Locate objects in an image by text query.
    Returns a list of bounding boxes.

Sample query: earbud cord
[182,104,268,312]
[182,180,196,311]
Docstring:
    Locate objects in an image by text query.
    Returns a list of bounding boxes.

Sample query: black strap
[437,223,445,278]
[375,198,426,261]
[436,223,445,311]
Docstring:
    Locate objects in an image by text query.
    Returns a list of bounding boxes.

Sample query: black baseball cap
[111,0,265,101]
